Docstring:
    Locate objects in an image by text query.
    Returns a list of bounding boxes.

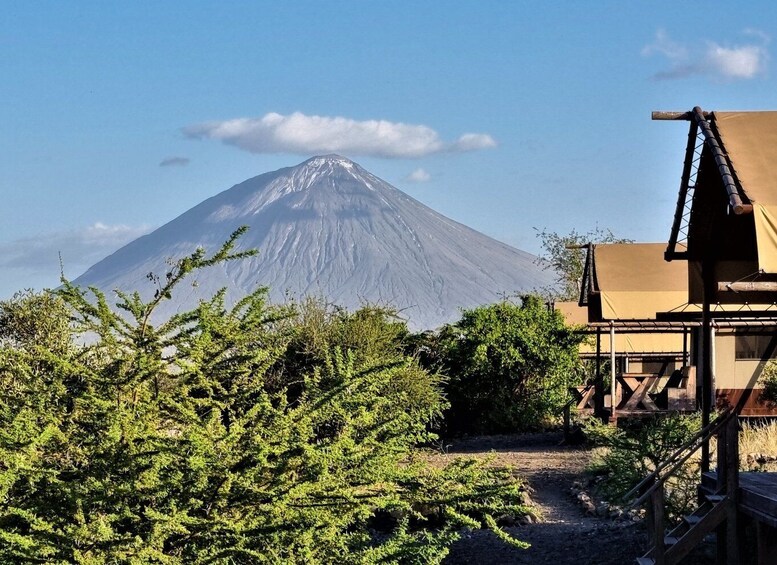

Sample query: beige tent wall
[715,333,737,389]
[556,300,685,358]
[577,332,684,356]
[714,330,775,389]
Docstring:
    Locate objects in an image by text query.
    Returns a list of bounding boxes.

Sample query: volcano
[73,156,551,330]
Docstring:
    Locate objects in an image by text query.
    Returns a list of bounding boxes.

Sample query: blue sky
[2,1,777,297]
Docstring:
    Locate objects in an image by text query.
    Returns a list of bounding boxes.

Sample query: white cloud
[643,29,769,81]
[451,133,497,151]
[159,156,190,167]
[705,43,766,79]
[183,112,497,159]
[406,168,431,183]
[0,223,152,276]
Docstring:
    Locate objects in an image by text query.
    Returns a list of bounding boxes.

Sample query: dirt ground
[427,432,713,565]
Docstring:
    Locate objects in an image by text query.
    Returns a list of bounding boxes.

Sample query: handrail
[624,409,734,506]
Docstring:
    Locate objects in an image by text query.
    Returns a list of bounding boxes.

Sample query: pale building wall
[715,330,777,389]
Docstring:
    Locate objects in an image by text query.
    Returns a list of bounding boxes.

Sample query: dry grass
[739,420,777,471]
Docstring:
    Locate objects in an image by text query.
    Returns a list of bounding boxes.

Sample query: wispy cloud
[183,112,497,159]
[405,168,431,183]
[641,29,688,61]
[0,223,152,276]
[159,156,190,167]
[643,28,769,81]
[450,133,497,152]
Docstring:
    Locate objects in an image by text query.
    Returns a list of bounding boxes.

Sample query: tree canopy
[429,296,585,434]
[534,226,631,301]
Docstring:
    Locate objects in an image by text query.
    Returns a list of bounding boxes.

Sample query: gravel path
[430,432,650,565]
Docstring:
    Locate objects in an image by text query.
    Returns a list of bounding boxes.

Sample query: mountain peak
[73,158,552,330]
[306,154,351,163]
[278,155,369,194]
[300,154,357,171]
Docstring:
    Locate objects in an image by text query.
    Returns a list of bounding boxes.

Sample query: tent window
[735,334,777,360]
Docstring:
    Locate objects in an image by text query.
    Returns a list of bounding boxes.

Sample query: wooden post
[610,324,616,420]
[712,323,717,411]
[594,329,605,421]
[649,483,667,565]
[716,419,728,565]
[715,415,740,565]
[701,259,714,473]
[726,415,739,565]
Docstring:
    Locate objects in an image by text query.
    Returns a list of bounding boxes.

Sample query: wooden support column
[712,323,717,411]
[610,324,616,419]
[701,259,714,473]
[594,329,605,421]
[726,415,739,565]
[717,415,740,565]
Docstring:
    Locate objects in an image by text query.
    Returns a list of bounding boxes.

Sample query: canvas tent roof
[664,110,777,272]
[584,243,689,321]
[658,108,777,307]
[713,112,777,272]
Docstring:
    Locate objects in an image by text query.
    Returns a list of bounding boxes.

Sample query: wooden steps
[636,493,731,565]
[633,412,740,565]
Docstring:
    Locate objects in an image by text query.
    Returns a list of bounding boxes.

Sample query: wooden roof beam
[691,106,753,215]
[718,281,777,292]
[652,110,710,121]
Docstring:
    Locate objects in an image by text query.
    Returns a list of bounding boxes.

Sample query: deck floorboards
[703,471,777,528]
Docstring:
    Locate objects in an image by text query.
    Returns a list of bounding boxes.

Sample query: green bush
[276,297,411,390]
[584,413,702,520]
[759,360,777,405]
[0,230,530,563]
[426,296,584,434]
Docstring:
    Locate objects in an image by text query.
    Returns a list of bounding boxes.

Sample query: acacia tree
[0,229,530,563]
[534,226,631,300]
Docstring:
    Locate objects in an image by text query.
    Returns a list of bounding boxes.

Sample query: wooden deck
[703,471,777,528]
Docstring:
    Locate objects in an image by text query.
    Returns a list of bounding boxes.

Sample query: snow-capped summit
[73,156,552,330]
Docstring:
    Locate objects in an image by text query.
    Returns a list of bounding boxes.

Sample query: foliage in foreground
[423,296,585,434]
[584,413,702,520]
[0,230,530,563]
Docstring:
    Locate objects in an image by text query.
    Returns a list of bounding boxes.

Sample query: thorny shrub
[0,228,531,564]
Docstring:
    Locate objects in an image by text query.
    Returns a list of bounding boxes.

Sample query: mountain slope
[73,156,552,330]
